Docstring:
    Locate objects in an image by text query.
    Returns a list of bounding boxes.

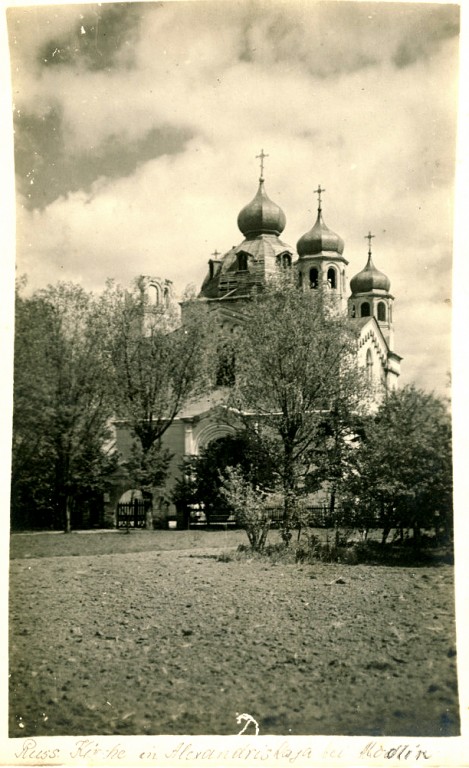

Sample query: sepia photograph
[3,0,466,755]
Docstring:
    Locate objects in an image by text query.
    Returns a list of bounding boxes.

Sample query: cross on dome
[237,152,286,237]
[365,230,375,256]
[211,249,221,259]
[314,184,326,213]
[256,149,269,181]
[350,230,390,294]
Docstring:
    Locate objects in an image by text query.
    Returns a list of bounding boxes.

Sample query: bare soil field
[9,530,459,737]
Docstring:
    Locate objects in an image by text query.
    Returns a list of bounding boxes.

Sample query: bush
[216,551,234,563]
[220,467,271,552]
[294,531,362,564]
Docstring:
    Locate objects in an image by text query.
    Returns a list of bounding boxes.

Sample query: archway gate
[116,490,149,528]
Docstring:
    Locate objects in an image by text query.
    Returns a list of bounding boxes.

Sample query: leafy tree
[228,276,371,542]
[172,432,276,524]
[12,282,117,532]
[12,290,56,528]
[101,279,213,512]
[347,385,453,547]
[308,403,367,540]
[220,466,271,551]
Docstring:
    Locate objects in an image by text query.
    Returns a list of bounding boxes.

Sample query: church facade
[108,161,401,527]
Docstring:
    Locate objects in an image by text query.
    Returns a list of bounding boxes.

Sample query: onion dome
[297,185,344,257]
[237,179,286,238]
[350,254,391,293]
[350,232,391,293]
[297,211,345,257]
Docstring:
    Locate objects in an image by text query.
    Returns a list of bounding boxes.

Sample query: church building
[109,156,401,527]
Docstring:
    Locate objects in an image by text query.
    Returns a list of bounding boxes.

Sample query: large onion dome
[296,210,344,257]
[350,253,391,294]
[237,179,286,238]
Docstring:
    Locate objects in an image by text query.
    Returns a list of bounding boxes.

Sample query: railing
[188,506,337,529]
[267,507,336,528]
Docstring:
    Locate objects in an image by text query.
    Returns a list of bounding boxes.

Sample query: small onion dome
[296,211,344,257]
[350,254,391,294]
[237,179,286,238]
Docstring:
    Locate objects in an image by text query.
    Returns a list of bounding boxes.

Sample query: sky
[3,0,462,397]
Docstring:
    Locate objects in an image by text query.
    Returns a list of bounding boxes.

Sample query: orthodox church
[109,156,401,527]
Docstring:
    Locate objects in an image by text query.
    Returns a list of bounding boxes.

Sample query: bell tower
[137,275,174,335]
[295,185,348,309]
[348,232,394,348]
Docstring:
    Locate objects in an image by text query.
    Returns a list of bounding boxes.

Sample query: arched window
[309,267,319,289]
[237,252,248,271]
[148,284,160,306]
[377,301,386,321]
[366,348,373,381]
[276,253,292,270]
[163,286,170,307]
[351,304,356,318]
[361,302,371,317]
[327,267,337,289]
[298,271,303,288]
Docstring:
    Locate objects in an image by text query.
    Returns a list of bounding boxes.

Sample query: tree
[346,385,453,547]
[228,276,371,542]
[308,402,367,539]
[101,280,213,513]
[172,432,276,524]
[12,288,56,528]
[12,282,117,532]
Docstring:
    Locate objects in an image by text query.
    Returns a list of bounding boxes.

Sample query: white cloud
[9,1,459,398]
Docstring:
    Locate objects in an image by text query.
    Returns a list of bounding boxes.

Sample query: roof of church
[352,314,402,360]
[237,178,287,238]
[199,232,294,299]
[199,170,293,300]
[350,237,391,293]
[297,209,345,258]
[296,186,345,258]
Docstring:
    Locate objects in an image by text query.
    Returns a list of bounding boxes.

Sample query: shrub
[220,467,271,552]
[216,551,234,563]
[294,531,360,564]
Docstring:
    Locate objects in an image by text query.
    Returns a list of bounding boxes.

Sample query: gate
[116,498,147,528]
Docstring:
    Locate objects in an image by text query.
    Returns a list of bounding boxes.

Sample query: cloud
[15,100,454,395]
[15,108,193,209]
[8,1,460,399]
[392,3,460,68]
[7,3,140,75]
[7,4,93,81]
[36,3,142,72]
[9,2,460,153]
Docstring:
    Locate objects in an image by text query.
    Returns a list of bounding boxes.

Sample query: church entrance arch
[189,427,242,526]
[193,422,237,455]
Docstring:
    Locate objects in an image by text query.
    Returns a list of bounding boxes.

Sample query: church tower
[295,185,348,309]
[348,232,401,390]
[194,157,401,391]
[198,150,294,313]
[348,233,394,349]
[137,275,174,335]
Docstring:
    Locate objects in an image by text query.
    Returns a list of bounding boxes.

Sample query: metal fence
[267,506,336,528]
[116,499,147,528]
[189,506,336,529]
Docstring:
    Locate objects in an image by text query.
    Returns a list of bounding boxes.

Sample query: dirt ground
[9,530,459,737]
